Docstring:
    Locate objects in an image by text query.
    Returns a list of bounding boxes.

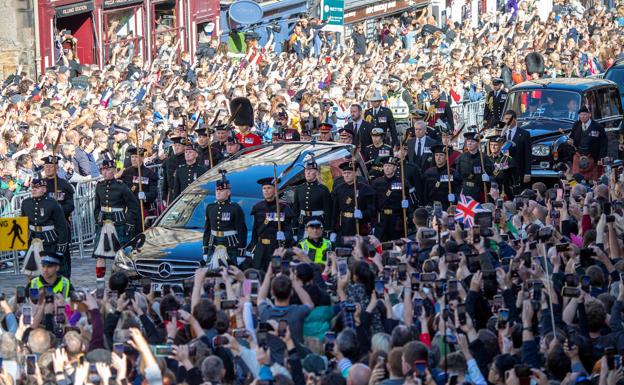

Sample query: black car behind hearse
[494,78,623,179]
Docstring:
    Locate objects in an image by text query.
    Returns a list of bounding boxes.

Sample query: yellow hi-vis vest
[299,238,332,264]
[30,276,71,299]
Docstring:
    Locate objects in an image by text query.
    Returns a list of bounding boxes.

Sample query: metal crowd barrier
[0,179,102,274]
[146,164,165,216]
[70,180,99,258]
[451,100,486,130]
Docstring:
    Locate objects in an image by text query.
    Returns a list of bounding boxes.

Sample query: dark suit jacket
[345,120,375,149]
[507,126,532,178]
[571,120,607,160]
[406,136,440,172]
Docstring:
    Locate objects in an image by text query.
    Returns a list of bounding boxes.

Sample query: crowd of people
[3,0,624,384]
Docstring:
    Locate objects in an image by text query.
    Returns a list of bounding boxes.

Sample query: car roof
[186,141,354,195]
[511,78,618,92]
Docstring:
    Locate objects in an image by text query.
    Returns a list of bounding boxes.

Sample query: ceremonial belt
[382,209,398,215]
[29,225,55,232]
[341,212,354,218]
[211,230,238,237]
[101,206,124,213]
[260,238,272,245]
[300,210,324,216]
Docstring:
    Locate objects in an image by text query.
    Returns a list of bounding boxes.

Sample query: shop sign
[103,0,142,9]
[55,1,93,17]
[344,0,425,24]
[320,0,344,32]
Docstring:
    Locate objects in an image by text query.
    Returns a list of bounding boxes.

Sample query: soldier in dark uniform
[211,125,230,157]
[440,131,461,165]
[283,127,301,142]
[92,160,140,280]
[331,161,375,239]
[121,147,158,216]
[455,132,494,202]
[292,159,333,239]
[488,135,517,199]
[172,141,208,200]
[371,156,415,241]
[196,127,224,168]
[483,78,508,128]
[423,85,454,134]
[319,123,334,142]
[202,174,247,266]
[249,177,294,270]
[422,145,462,209]
[21,178,69,276]
[41,155,74,278]
[362,128,393,180]
[364,91,399,147]
[162,136,186,204]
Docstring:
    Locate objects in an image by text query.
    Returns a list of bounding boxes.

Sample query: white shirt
[352,119,363,133]
[506,125,517,141]
[415,137,424,156]
[582,119,592,131]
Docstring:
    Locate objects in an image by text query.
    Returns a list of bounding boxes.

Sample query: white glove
[354,209,363,219]
[448,193,455,203]
[202,254,209,263]
[401,200,409,209]
[482,174,490,182]
[276,231,285,241]
[138,191,146,201]
[330,233,337,242]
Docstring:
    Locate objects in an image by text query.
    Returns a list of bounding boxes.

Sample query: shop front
[220,0,308,53]
[38,0,99,70]
[147,0,186,62]
[190,0,219,59]
[101,0,145,66]
[344,0,429,38]
[37,0,218,72]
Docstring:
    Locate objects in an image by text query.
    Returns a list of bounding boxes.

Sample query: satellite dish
[229,0,263,25]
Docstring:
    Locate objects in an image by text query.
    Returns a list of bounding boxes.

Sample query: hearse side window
[582,91,598,118]
[593,87,619,119]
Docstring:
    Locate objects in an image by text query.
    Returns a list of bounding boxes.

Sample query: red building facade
[37,0,219,72]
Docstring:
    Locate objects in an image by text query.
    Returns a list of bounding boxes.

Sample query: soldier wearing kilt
[21,178,68,276]
[41,155,74,278]
[292,160,333,239]
[203,173,248,267]
[455,132,494,202]
[249,177,294,271]
[488,135,517,199]
[371,156,415,241]
[332,161,376,239]
[93,159,139,280]
[121,147,159,219]
[422,145,462,209]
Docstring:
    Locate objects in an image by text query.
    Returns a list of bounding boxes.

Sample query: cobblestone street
[0,257,106,293]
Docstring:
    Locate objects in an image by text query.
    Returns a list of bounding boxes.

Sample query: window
[507,89,581,121]
[593,87,622,120]
[104,7,144,65]
[152,0,183,61]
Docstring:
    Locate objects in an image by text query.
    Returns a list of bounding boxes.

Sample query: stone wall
[0,0,36,79]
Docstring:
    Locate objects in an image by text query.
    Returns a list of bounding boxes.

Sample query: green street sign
[321,0,344,31]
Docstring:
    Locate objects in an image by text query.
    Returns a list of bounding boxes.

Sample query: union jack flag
[454,194,483,227]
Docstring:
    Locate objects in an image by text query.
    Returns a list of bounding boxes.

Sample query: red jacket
[236,132,262,148]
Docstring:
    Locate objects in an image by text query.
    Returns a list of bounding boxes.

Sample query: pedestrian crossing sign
[0,217,28,251]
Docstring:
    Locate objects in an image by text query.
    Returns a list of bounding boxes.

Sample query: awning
[55,1,94,18]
